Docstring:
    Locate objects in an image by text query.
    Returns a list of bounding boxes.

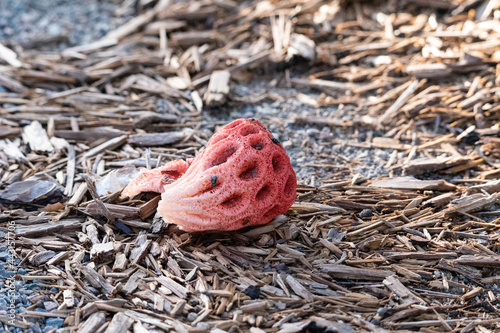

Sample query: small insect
[211,176,217,187]
[251,118,255,121]
[271,137,280,144]
[252,169,257,178]
[242,219,250,225]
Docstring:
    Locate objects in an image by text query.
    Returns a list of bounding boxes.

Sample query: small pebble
[0,250,9,260]
[306,128,320,138]
[47,23,61,36]
[359,209,373,218]
[44,301,57,311]
[46,318,64,328]
[30,323,42,333]
[319,127,331,139]
[274,301,286,311]
[187,312,198,322]
[156,99,168,113]
[196,322,210,329]
[273,263,289,273]
[244,285,260,300]
[88,287,100,295]
[42,326,55,333]
[377,307,388,316]
[210,329,227,333]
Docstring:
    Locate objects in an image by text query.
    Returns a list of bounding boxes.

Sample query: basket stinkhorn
[122,118,297,232]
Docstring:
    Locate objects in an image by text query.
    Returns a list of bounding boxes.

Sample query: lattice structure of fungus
[124,118,297,232]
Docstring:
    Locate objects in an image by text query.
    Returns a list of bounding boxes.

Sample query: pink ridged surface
[123,118,297,231]
[121,159,191,198]
[158,118,296,231]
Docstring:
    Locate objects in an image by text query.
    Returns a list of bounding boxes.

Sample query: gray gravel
[0,0,133,50]
[0,245,36,333]
[0,241,65,333]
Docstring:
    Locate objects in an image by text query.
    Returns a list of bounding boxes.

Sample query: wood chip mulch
[2,0,500,332]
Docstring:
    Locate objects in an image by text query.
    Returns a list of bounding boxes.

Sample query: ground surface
[1,0,500,332]
[0,0,133,51]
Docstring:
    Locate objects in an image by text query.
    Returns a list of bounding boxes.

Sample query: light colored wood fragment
[104,311,134,333]
[123,270,146,294]
[241,301,268,313]
[123,310,172,331]
[22,120,54,152]
[129,132,184,146]
[113,253,128,272]
[68,183,88,205]
[370,177,456,191]
[0,43,22,67]
[204,70,230,106]
[285,275,314,302]
[130,234,152,265]
[406,63,451,78]
[64,145,75,196]
[63,289,75,308]
[90,242,115,262]
[79,311,107,333]
[82,135,128,159]
[156,276,188,299]
[81,265,115,295]
[383,275,425,305]
[379,79,421,125]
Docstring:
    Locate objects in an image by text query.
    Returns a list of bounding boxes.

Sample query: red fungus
[121,159,191,198]
[123,118,297,232]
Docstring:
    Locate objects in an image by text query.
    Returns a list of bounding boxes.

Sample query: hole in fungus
[256,185,271,201]
[252,142,263,150]
[221,194,243,209]
[211,147,236,167]
[239,163,258,180]
[284,174,295,198]
[161,170,181,177]
[247,135,266,151]
[161,170,182,181]
[240,125,259,137]
[272,154,285,174]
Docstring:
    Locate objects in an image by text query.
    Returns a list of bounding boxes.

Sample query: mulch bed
[2,0,500,332]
